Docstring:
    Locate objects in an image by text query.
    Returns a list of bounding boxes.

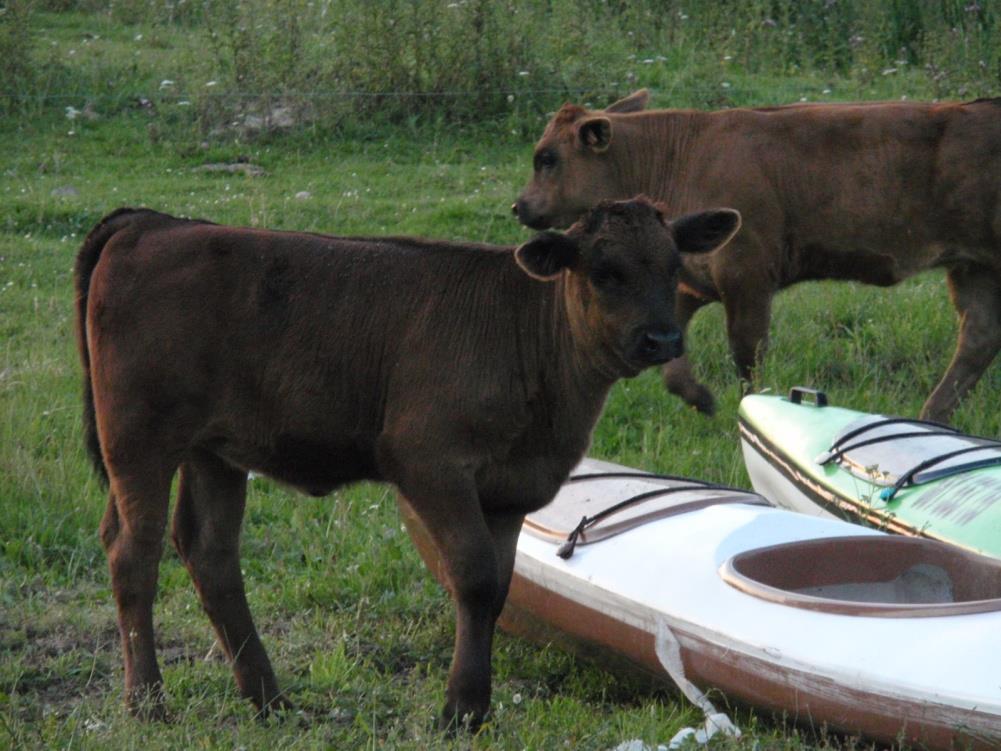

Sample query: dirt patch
[21,620,119,658]
[1,584,194,712]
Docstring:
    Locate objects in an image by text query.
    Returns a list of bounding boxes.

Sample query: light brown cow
[514,89,1001,422]
[75,199,739,728]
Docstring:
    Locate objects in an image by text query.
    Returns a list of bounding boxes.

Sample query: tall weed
[0,0,36,113]
[186,0,636,131]
[5,0,1000,133]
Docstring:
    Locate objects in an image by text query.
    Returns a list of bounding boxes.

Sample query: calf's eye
[591,265,626,288]
[534,151,557,171]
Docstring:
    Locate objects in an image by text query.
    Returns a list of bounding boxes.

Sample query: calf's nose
[638,329,683,363]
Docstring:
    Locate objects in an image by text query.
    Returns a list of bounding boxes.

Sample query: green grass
[3,7,1000,751]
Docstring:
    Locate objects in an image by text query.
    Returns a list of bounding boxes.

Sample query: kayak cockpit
[720,535,1001,617]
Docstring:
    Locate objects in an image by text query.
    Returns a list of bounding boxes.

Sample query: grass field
[3,6,1001,751]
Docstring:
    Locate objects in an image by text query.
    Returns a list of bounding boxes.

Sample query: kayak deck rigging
[816,415,1001,499]
[522,469,766,558]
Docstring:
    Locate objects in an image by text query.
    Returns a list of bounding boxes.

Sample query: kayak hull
[498,564,1001,748]
[399,458,1001,749]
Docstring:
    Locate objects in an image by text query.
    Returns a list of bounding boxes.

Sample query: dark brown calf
[75,200,739,727]
[514,90,1001,422]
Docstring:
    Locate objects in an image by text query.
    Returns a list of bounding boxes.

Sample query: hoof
[674,382,715,416]
[662,366,716,416]
[127,685,169,722]
[738,378,754,397]
[688,386,716,416]
[255,694,296,722]
[439,705,486,734]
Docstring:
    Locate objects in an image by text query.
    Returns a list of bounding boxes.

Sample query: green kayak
[739,388,1001,560]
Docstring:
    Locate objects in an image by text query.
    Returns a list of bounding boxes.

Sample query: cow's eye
[591,264,626,288]
[534,150,557,171]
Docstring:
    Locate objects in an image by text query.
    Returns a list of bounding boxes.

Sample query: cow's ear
[606,89,649,114]
[670,209,742,255]
[515,232,580,281]
[577,117,612,153]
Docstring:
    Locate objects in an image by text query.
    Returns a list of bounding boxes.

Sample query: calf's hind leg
[100,464,173,719]
[171,450,289,715]
[922,265,1001,423]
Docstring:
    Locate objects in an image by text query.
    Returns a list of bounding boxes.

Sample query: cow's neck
[472,272,616,509]
[609,110,702,210]
[524,275,618,464]
[610,111,720,297]
[550,274,624,397]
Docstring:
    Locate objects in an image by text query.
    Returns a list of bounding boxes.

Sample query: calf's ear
[670,209,742,255]
[515,232,580,281]
[606,89,649,114]
[577,117,612,153]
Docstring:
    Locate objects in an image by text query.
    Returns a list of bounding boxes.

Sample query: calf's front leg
[720,278,775,392]
[387,458,500,729]
[485,511,525,621]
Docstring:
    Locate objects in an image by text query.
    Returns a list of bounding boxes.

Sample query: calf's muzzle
[633,328,683,365]
[511,198,551,231]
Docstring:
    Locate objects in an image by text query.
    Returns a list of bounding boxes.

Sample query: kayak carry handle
[789,387,828,407]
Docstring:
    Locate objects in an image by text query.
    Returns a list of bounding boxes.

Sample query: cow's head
[513,89,650,230]
[515,197,740,376]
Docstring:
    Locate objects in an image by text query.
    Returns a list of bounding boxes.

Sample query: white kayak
[401,457,1001,749]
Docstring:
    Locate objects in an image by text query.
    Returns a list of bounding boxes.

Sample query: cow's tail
[74,208,150,485]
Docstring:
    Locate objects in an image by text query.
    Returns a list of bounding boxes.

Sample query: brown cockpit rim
[720,534,1001,618]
